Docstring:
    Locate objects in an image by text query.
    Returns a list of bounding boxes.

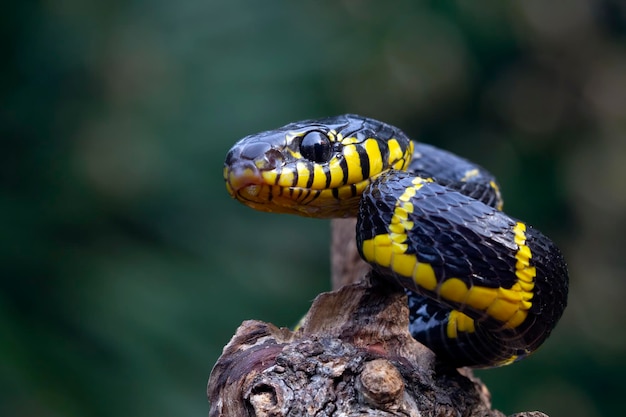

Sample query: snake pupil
[301,131,332,163]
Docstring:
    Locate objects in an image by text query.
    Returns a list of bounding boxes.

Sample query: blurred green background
[2,1,625,416]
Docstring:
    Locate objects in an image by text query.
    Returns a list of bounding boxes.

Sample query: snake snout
[225,160,263,192]
[224,140,286,199]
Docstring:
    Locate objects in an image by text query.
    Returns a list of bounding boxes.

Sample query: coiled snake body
[224,114,568,368]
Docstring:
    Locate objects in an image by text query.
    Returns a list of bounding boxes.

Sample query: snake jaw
[224,162,264,194]
[224,114,415,217]
[224,141,285,203]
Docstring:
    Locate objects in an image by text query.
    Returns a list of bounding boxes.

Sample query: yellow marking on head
[447,310,476,339]
[325,129,344,144]
[295,161,311,188]
[260,170,279,188]
[339,135,359,145]
[364,138,383,175]
[327,157,346,188]
[343,144,365,184]
[316,188,336,204]
[311,164,328,189]
[288,149,303,160]
[336,184,356,200]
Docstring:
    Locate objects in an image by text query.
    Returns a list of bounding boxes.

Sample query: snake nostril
[262,148,284,170]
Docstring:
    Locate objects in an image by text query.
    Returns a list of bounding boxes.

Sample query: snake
[223,114,568,368]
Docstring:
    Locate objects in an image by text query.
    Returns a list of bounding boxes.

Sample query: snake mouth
[224,162,265,195]
[225,163,366,217]
[224,162,302,214]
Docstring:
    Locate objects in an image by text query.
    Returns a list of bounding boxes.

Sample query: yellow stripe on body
[362,177,536,332]
[460,168,480,182]
[361,177,438,292]
[489,180,503,210]
[447,310,476,339]
[387,139,414,170]
[494,355,520,366]
[438,221,536,329]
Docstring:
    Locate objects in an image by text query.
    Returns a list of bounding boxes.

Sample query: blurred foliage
[2,0,626,416]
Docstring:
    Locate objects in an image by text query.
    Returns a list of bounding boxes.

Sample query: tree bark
[207,219,549,417]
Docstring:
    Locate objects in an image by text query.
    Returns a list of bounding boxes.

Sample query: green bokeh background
[2,1,625,416]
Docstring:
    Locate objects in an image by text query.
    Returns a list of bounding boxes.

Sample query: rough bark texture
[208,219,549,416]
[331,218,370,290]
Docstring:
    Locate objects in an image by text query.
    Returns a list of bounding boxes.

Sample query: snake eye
[300,131,332,163]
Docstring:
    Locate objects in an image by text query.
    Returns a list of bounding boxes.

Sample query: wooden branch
[208,219,550,416]
[330,218,371,289]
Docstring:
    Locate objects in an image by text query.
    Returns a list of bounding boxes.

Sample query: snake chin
[238,184,262,198]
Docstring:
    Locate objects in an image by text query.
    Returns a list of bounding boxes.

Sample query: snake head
[224,114,414,218]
